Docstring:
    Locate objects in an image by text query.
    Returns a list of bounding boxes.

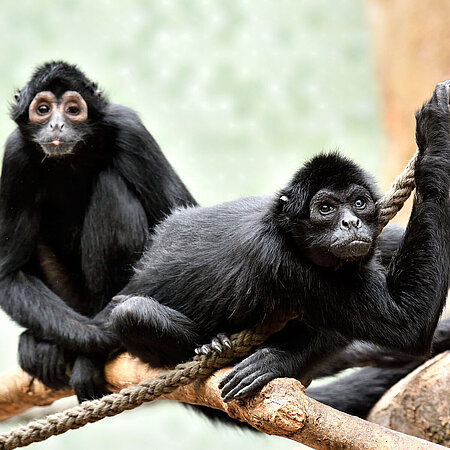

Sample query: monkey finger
[196,333,231,355]
[77,382,95,403]
[73,376,105,403]
[217,333,232,349]
[194,345,210,355]
[199,344,211,355]
[222,372,265,403]
[230,373,276,400]
[219,364,259,394]
[210,338,223,353]
[435,80,450,108]
[219,366,247,390]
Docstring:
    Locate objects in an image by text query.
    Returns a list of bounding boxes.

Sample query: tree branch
[0,353,447,449]
[368,351,450,446]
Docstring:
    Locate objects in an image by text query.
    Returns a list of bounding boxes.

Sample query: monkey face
[28,90,89,157]
[279,181,378,268]
[307,185,377,260]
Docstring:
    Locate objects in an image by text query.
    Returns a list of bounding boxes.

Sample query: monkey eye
[319,203,334,215]
[37,104,51,115]
[354,198,366,209]
[66,105,80,115]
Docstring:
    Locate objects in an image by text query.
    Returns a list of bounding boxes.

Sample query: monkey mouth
[39,141,77,157]
[330,238,372,259]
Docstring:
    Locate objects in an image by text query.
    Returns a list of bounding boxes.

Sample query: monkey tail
[306,363,418,417]
[307,318,450,417]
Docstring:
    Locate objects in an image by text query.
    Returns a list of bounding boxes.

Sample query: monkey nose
[341,217,361,230]
[49,122,64,132]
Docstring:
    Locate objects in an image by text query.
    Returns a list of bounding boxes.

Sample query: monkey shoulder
[102,103,156,146]
[3,129,29,161]
[103,103,142,129]
[103,103,174,174]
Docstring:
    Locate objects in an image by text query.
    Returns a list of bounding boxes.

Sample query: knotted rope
[0,151,419,449]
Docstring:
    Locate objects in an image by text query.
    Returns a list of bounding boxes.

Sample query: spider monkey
[0,61,196,401]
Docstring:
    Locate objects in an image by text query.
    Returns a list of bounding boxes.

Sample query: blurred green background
[0,1,384,448]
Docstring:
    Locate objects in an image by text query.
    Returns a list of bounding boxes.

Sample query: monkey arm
[0,142,116,355]
[0,272,117,354]
[80,168,149,310]
[312,82,450,353]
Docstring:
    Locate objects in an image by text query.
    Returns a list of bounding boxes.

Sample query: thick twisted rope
[376,149,419,232]
[0,151,420,449]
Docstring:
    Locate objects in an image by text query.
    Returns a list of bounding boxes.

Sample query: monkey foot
[195,333,232,355]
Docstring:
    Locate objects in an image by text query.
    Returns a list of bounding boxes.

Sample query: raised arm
[321,81,450,352]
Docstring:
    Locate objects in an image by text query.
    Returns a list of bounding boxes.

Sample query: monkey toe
[211,338,223,352]
[217,333,232,349]
[195,344,212,355]
[195,333,231,355]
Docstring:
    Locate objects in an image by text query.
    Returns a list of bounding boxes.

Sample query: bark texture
[368,351,450,446]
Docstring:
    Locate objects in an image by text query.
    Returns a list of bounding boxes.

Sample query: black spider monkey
[0,61,196,401]
[111,81,450,409]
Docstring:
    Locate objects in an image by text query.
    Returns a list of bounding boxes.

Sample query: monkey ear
[94,89,102,97]
[14,92,20,102]
[279,195,289,203]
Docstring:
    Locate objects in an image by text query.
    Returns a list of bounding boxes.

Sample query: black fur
[308,366,417,417]
[306,318,450,417]
[0,61,196,400]
[111,81,450,405]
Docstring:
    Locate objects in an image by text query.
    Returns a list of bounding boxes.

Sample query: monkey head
[276,152,380,268]
[11,61,107,158]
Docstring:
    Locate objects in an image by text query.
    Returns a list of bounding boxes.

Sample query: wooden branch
[0,354,445,450]
[0,369,71,421]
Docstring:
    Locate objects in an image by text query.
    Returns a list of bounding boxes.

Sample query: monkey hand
[19,330,70,390]
[79,319,120,355]
[415,80,450,155]
[218,347,297,403]
[414,80,450,199]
